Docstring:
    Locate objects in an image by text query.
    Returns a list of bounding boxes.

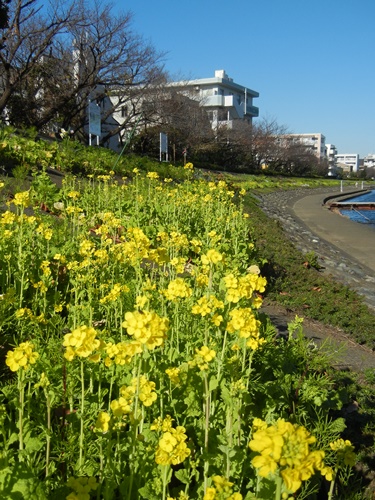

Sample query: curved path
[293,190,375,274]
[258,186,375,371]
[258,187,375,311]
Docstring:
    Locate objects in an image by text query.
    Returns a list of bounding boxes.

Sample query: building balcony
[246,104,259,117]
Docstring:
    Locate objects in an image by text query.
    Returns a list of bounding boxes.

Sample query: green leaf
[138,481,161,500]
[0,464,47,499]
[174,468,190,485]
[209,376,218,392]
[25,436,44,453]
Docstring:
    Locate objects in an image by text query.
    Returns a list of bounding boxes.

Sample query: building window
[121,106,128,118]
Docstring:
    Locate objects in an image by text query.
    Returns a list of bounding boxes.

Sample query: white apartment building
[335,153,359,174]
[363,154,375,169]
[325,144,337,164]
[103,69,259,151]
[167,70,259,129]
[325,144,340,177]
[280,133,326,160]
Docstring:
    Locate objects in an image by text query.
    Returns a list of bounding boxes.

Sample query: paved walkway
[258,186,375,371]
[258,187,375,312]
[293,190,375,274]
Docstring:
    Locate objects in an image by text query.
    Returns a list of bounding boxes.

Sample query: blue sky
[119,0,375,158]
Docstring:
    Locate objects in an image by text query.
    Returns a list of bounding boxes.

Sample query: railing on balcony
[202,95,259,118]
[246,105,259,116]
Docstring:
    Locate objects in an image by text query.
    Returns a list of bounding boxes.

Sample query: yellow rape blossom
[94,411,111,433]
[135,295,148,309]
[151,415,174,432]
[6,341,39,372]
[201,249,224,266]
[63,325,101,361]
[155,424,190,465]
[224,272,267,304]
[249,419,327,494]
[100,283,129,304]
[165,367,180,385]
[146,171,159,180]
[192,345,216,371]
[111,376,157,417]
[1,210,16,224]
[104,340,142,367]
[122,310,169,350]
[191,295,224,317]
[226,308,265,350]
[66,476,98,500]
[135,375,158,407]
[13,191,30,207]
[203,488,216,500]
[67,190,80,199]
[163,278,192,301]
[329,439,356,466]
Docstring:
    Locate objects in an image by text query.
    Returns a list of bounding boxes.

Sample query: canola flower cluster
[63,325,101,361]
[6,341,39,372]
[203,475,243,500]
[66,476,98,500]
[163,277,192,301]
[223,271,266,305]
[191,295,224,320]
[192,345,217,371]
[249,418,331,494]
[122,310,169,350]
[110,375,157,420]
[329,438,356,467]
[103,339,142,367]
[226,308,264,351]
[153,416,191,466]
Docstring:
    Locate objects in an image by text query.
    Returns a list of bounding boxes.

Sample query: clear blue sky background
[119,0,374,158]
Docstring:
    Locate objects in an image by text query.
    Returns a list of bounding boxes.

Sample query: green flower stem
[328,471,337,500]
[226,406,233,478]
[175,302,180,354]
[17,208,25,308]
[275,475,282,500]
[241,342,247,373]
[107,370,115,413]
[217,329,228,382]
[127,355,142,500]
[102,431,113,500]
[18,370,25,461]
[245,351,254,392]
[162,464,169,500]
[79,360,85,470]
[45,390,51,478]
[203,373,210,493]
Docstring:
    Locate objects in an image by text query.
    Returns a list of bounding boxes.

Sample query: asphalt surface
[293,189,375,275]
[258,186,375,311]
[258,186,375,371]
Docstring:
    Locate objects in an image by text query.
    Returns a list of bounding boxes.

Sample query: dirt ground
[261,300,375,372]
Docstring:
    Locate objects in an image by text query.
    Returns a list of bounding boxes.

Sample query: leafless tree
[0,0,79,115]
[0,0,10,30]
[0,0,166,143]
[131,83,214,161]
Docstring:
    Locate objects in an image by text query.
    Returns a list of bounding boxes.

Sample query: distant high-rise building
[279,133,326,160]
